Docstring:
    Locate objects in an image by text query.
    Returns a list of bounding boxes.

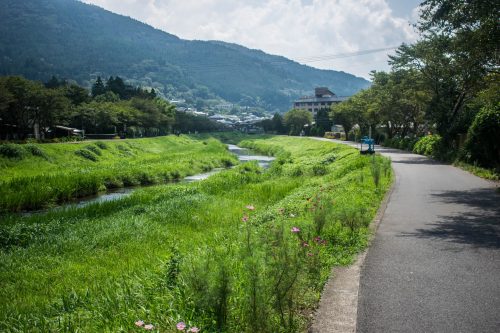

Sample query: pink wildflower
[246,205,255,211]
[144,324,154,330]
[242,215,249,222]
[307,252,314,257]
[291,227,300,233]
[135,320,145,327]
[189,328,200,333]
[314,236,322,243]
[177,322,186,331]
[302,242,309,247]
[321,239,327,245]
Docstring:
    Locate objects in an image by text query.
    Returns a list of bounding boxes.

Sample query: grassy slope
[0,136,237,212]
[0,136,392,332]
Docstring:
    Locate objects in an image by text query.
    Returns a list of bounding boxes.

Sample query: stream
[24,144,274,213]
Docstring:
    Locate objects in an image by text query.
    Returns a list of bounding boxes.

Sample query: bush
[383,137,418,151]
[464,104,500,168]
[0,144,25,159]
[75,149,98,161]
[413,135,442,157]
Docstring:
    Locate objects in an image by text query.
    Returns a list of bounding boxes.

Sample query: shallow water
[22,144,275,214]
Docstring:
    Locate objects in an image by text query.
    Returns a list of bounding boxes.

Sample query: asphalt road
[353,145,500,332]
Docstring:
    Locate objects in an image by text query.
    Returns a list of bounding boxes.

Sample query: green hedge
[413,135,442,157]
[465,104,500,168]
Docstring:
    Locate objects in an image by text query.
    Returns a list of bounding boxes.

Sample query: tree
[45,75,66,89]
[330,94,367,140]
[272,113,286,134]
[313,108,332,136]
[91,76,106,97]
[283,109,312,135]
[465,103,500,168]
[64,84,90,105]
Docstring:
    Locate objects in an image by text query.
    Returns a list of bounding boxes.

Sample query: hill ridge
[0,0,370,111]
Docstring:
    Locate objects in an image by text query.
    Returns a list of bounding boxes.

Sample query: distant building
[293,87,347,115]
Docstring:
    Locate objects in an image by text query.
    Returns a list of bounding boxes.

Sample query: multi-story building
[293,87,347,115]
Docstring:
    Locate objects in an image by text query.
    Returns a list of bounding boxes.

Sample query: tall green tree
[284,109,312,135]
[313,108,332,136]
[91,76,106,97]
[272,113,286,134]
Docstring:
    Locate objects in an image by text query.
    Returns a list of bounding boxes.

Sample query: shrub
[464,104,500,168]
[383,137,418,151]
[74,149,98,161]
[0,144,25,159]
[413,135,442,157]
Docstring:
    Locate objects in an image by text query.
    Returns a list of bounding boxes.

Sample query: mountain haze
[0,0,370,111]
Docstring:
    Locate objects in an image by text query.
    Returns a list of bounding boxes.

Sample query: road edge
[309,168,395,333]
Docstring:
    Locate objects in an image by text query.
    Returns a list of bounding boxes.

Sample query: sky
[81,0,423,79]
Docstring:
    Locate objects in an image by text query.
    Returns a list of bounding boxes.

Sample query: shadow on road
[400,189,500,249]
[391,157,445,165]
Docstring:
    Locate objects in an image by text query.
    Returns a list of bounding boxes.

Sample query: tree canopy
[327,0,499,168]
[0,75,221,140]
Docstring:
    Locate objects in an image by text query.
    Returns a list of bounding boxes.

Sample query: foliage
[283,109,313,135]
[464,104,500,168]
[0,75,182,140]
[311,108,332,137]
[74,148,99,162]
[413,135,442,157]
[383,137,418,152]
[0,143,25,159]
[0,76,70,140]
[326,0,499,171]
[23,143,48,159]
[0,0,369,111]
[256,113,287,134]
[0,135,392,332]
[0,136,237,212]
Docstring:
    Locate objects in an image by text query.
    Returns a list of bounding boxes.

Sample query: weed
[85,145,102,156]
[0,143,25,159]
[74,148,98,161]
[94,141,109,149]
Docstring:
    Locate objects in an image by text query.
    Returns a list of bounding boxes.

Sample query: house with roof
[293,87,347,115]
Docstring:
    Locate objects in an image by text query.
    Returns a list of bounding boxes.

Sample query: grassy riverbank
[0,135,392,332]
[0,136,237,212]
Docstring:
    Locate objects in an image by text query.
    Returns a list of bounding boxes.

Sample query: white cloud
[81,0,419,79]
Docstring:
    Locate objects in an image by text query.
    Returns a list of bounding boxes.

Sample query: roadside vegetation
[0,135,392,332]
[326,1,499,177]
[0,136,237,212]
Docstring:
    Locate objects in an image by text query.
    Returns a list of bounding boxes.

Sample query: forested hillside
[0,0,370,111]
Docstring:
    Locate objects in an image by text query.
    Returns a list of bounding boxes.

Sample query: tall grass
[0,136,237,212]
[0,135,392,332]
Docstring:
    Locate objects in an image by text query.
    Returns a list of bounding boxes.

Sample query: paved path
[313,139,500,332]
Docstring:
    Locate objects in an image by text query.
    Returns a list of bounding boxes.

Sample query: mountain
[0,0,370,111]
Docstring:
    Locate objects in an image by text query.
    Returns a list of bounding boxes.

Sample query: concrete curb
[309,160,395,333]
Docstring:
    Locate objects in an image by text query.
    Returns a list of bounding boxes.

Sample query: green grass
[453,161,500,181]
[0,135,392,332]
[0,136,237,212]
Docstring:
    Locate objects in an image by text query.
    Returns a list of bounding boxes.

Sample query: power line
[182,46,399,73]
